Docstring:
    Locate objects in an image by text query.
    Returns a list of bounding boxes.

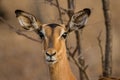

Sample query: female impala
[15,8,91,80]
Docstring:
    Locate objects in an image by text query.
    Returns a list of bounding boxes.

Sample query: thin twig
[46,0,68,13]
[97,31,105,77]
[97,32,104,60]
[55,0,63,24]
[68,51,89,80]
[72,46,78,57]
[67,45,89,80]
[0,17,41,43]
[67,0,75,18]
[16,31,41,43]
[0,17,14,29]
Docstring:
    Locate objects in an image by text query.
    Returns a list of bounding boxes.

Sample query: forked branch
[68,49,89,80]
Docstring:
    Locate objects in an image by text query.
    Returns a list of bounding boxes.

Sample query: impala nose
[45,48,57,56]
[46,52,56,57]
[45,49,57,63]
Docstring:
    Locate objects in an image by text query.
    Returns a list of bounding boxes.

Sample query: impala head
[15,8,91,64]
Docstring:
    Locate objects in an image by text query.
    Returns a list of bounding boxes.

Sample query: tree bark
[102,0,112,77]
[67,0,74,18]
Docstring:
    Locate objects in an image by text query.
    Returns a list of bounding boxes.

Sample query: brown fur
[42,25,76,80]
[48,50,76,80]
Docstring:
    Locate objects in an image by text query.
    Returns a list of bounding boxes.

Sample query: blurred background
[0,0,120,80]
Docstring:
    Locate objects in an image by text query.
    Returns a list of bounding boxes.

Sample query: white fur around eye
[40,28,48,39]
[58,29,66,39]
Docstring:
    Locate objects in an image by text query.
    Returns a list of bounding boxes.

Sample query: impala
[15,8,91,80]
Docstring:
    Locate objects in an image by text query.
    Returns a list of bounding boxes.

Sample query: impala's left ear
[15,10,42,31]
[66,8,91,32]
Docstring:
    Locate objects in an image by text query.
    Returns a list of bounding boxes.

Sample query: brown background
[0,0,120,80]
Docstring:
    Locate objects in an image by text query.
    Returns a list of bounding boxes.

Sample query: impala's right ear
[15,10,41,31]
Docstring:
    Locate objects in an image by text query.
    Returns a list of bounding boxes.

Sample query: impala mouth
[47,59,55,62]
[46,56,57,64]
[46,59,57,64]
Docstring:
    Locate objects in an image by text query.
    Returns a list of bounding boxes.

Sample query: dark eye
[62,32,67,39]
[38,32,44,39]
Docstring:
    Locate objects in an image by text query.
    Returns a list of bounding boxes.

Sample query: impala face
[39,24,67,64]
[15,8,91,64]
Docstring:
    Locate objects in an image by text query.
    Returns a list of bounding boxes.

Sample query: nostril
[46,52,56,56]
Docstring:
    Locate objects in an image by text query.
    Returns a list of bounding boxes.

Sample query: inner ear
[66,8,91,32]
[15,10,42,31]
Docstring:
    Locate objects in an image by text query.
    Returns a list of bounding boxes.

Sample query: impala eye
[38,32,44,39]
[62,32,67,39]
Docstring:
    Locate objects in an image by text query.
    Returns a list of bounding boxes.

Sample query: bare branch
[0,17,41,43]
[97,31,105,77]
[67,0,75,18]
[68,52,89,80]
[55,0,63,24]
[45,0,68,13]
[16,31,41,43]
[97,31,103,58]
[67,42,89,80]
[72,46,78,57]
[0,17,14,29]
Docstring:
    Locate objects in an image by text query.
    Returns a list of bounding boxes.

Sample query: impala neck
[48,48,76,80]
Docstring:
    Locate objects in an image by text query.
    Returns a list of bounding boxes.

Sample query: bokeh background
[0,0,120,80]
